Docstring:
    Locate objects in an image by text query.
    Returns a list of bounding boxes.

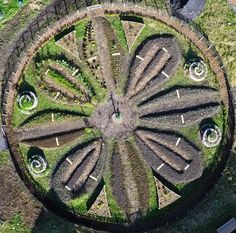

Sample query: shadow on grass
[32,209,78,233]
[183,45,199,64]
[18,79,36,94]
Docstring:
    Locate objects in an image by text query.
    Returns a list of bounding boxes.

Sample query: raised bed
[125,35,181,98]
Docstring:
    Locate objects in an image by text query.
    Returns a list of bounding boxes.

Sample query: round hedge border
[1,3,235,233]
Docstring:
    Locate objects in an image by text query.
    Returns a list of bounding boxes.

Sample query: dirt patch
[52,140,105,202]
[88,187,111,217]
[110,143,131,216]
[155,178,180,209]
[16,119,86,141]
[0,164,42,227]
[88,95,138,139]
[23,130,84,148]
[121,20,144,50]
[126,35,181,99]
[101,17,124,85]
[125,141,149,215]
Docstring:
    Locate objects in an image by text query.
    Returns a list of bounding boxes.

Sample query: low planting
[125,140,150,215]
[46,69,83,97]
[126,35,181,98]
[68,194,90,214]
[103,141,127,222]
[127,138,159,215]
[106,15,128,52]
[38,55,106,102]
[38,59,100,104]
[75,19,89,41]
[110,142,131,216]
[101,18,126,87]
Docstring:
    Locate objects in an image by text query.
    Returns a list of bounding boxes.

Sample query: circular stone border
[202,124,222,148]
[1,4,235,233]
[189,60,207,82]
[28,154,48,176]
[17,91,38,114]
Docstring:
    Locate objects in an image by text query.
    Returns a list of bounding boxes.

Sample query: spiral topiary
[28,154,48,176]
[189,60,207,82]
[202,124,222,148]
[17,91,38,114]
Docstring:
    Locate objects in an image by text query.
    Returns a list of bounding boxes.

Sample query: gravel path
[176,0,206,20]
[0,129,7,150]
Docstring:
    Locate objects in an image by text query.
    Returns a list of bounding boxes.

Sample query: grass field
[0,150,9,165]
[195,0,236,83]
[0,214,30,233]
[0,0,52,30]
[0,0,29,22]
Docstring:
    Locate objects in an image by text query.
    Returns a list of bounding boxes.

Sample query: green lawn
[106,15,129,52]
[0,0,28,22]
[0,150,10,165]
[0,0,52,30]
[0,214,30,233]
[68,194,90,215]
[75,19,88,41]
[195,0,236,83]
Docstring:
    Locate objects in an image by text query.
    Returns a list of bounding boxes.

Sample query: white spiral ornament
[28,154,48,176]
[189,60,207,82]
[17,91,38,114]
[202,125,222,148]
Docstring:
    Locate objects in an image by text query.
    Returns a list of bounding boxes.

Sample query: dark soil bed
[0,164,42,227]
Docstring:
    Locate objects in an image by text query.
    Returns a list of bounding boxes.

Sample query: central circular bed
[1,4,234,232]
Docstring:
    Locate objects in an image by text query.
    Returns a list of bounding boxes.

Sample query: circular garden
[2,5,234,232]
